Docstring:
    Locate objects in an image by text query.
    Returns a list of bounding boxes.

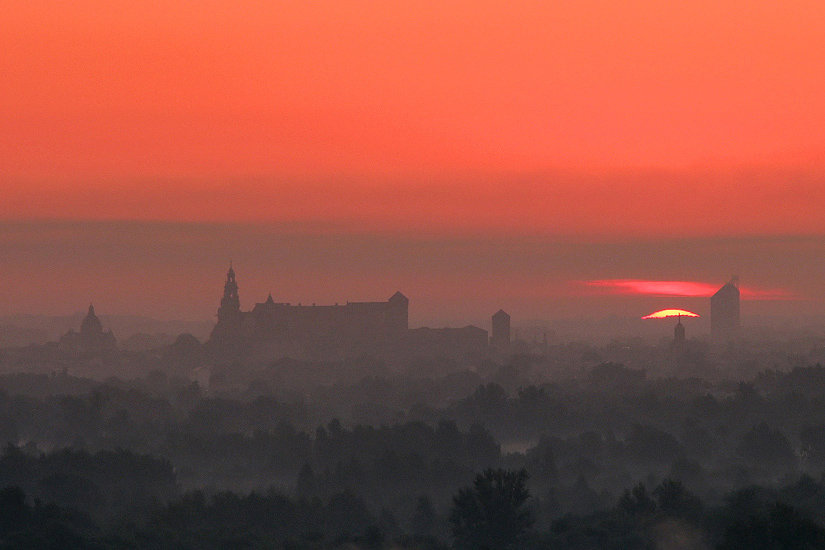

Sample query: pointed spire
[226,261,236,284]
[218,263,241,320]
[674,314,686,342]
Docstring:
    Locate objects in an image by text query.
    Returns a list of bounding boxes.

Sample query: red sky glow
[583,280,795,300]
[2,2,824,321]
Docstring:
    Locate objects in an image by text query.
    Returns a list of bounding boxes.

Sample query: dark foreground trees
[449,468,534,550]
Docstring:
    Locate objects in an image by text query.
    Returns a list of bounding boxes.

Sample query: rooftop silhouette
[206,265,502,363]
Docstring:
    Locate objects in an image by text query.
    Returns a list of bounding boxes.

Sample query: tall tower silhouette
[208,263,246,348]
[217,263,241,324]
[491,309,511,351]
[674,314,685,343]
[711,276,740,344]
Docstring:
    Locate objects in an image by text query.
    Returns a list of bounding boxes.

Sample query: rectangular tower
[491,309,511,351]
[710,277,740,344]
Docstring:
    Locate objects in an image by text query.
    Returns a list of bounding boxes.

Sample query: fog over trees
[3,323,825,548]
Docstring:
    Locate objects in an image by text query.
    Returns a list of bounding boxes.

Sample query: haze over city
[4,1,825,327]
[5,3,825,549]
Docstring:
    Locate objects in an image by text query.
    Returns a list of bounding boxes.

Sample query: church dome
[80,304,103,336]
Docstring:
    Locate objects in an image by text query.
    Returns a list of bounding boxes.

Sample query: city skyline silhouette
[4,4,825,547]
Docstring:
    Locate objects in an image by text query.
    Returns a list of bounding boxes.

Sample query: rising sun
[641,309,700,319]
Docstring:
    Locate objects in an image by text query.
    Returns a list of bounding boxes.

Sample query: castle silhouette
[206,264,507,362]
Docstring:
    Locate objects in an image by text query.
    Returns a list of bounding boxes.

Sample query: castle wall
[249,300,406,356]
[208,267,490,363]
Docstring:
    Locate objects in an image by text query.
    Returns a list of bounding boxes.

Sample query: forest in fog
[2,342,825,548]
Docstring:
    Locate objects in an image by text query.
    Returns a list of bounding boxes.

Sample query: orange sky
[4,2,825,321]
[4,2,825,230]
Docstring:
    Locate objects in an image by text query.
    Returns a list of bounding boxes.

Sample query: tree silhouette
[617,482,656,516]
[449,468,533,550]
[719,502,825,550]
[411,494,437,537]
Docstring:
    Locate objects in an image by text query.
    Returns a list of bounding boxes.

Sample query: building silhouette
[711,276,740,344]
[209,263,246,347]
[674,315,685,343]
[208,264,408,359]
[207,265,496,362]
[58,304,117,355]
[491,309,511,352]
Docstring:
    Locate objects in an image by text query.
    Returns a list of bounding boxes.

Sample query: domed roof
[80,304,103,336]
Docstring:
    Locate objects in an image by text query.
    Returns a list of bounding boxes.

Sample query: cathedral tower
[217,263,241,324]
[209,263,247,348]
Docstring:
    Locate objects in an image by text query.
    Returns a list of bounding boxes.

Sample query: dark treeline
[3,355,825,547]
[3,467,825,549]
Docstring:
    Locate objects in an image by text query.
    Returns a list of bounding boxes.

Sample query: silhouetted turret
[491,309,511,352]
[388,291,409,332]
[218,262,241,323]
[674,316,685,343]
[209,263,247,348]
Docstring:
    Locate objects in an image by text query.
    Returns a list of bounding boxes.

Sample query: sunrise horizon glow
[4,1,825,322]
[641,309,701,320]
